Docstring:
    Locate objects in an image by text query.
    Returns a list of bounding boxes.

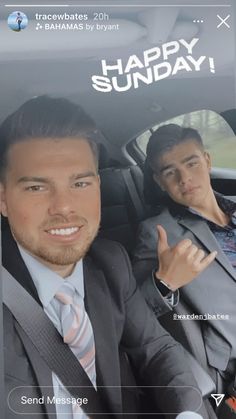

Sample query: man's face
[153,140,212,209]
[0,138,101,275]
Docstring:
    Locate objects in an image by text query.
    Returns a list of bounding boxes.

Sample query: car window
[136,110,236,170]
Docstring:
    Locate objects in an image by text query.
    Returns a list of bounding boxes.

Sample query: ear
[153,173,165,191]
[0,183,8,217]
[204,151,211,172]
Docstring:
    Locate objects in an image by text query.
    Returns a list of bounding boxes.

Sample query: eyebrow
[72,171,97,180]
[17,171,97,184]
[160,154,200,174]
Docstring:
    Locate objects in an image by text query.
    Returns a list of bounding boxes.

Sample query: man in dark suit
[133,124,236,400]
[0,98,208,419]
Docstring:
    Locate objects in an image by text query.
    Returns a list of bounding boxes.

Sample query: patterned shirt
[188,193,236,272]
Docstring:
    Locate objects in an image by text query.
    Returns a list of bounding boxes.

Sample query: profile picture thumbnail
[8,11,28,32]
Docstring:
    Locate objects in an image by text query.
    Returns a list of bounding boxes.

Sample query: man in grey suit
[133,124,236,399]
[0,98,208,418]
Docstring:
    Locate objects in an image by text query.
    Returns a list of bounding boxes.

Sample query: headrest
[98,143,120,170]
[220,109,236,134]
[143,160,170,206]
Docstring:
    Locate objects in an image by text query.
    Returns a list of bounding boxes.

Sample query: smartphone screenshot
[1,0,236,418]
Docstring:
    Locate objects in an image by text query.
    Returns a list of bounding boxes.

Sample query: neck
[42,262,76,278]
[22,246,76,278]
[191,190,229,226]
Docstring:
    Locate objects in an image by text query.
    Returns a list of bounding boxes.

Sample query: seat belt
[121,168,145,221]
[2,266,112,418]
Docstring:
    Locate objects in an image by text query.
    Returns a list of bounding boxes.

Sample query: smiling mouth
[46,226,80,236]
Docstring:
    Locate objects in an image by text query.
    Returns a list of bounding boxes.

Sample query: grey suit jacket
[2,222,207,419]
[133,203,236,375]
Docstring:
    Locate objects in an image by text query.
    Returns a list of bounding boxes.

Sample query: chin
[34,245,88,266]
[42,230,98,265]
[185,197,202,208]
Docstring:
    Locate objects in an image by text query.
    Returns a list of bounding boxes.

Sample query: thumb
[157,225,169,254]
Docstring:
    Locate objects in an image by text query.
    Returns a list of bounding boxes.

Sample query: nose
[178,168,191,185]
[48,189,76,218]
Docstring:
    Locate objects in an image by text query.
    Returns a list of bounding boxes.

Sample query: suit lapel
[83,259,123,415]
[178,217,236,281]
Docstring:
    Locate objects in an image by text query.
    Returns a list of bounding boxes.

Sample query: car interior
[1,0,236,417]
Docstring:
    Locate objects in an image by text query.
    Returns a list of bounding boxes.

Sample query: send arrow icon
[211,394,225,407]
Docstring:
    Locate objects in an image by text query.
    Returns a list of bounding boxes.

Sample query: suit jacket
[2,222,208,419]
[133,202,236,375]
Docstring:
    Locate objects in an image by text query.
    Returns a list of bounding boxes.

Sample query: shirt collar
[169,192,236,223]
[17,244,84,308]
[187,193,236,225]
[214,192,236,217]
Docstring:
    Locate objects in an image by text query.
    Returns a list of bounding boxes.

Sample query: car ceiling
[0,0,235,150]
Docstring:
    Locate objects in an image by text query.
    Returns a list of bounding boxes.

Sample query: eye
[73,181,90,188]
[163,169,175,178]
[25,185,45,191]
[187,160,198,168]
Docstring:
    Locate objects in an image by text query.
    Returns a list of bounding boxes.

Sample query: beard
[10,219,100,267]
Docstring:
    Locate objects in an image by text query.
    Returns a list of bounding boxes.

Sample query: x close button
[217,14,230,29]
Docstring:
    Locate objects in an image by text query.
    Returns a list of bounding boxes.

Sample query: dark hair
[0,96,100,180]
[146,123,203,170]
